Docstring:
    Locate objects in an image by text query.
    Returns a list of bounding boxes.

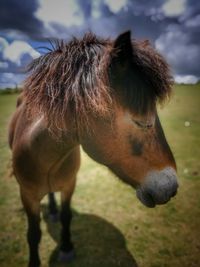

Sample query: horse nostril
[136,187,156,208]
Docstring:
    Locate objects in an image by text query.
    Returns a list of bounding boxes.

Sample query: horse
[8,31,178,267]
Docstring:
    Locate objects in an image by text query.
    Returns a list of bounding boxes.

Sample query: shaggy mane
[24,33,173,132]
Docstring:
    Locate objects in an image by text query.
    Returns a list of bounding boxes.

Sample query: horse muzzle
[136,167,178,208]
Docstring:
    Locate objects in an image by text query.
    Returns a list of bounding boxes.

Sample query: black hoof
[49,213,59,223]
[58,249,76,262]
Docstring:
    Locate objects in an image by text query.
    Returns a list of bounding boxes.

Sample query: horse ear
[112,31,133,66]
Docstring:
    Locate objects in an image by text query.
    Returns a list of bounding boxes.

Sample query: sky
[0,0,200,88]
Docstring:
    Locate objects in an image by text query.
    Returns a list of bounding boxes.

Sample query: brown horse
[8,31,178,267]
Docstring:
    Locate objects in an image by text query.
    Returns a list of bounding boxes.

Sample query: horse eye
[133,120,153,129]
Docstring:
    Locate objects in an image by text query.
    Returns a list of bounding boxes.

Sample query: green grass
[0,84,200,267]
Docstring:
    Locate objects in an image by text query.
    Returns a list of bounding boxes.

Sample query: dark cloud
[41,1,178,41]
[0,0,43,38]
[154,0,200,78]
[156,25,200,76]
[0,0,199,86]
[76,0,92,19]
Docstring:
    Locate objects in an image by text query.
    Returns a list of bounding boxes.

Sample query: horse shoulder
[11,107,79,192]
[8,100,24,149]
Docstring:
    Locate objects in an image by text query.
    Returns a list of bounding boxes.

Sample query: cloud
[0,0,43,38]
[162,0,186,17]
[0,37,9,50]
[0,37,40,74]
[155,24,200,77]
[154,1,200,80]
[0,62,8,69]
[35,0,84,36]
[0,72,26,88]
[185,14,200,27]
[0,0,200,85]
[3,40,40,65]
[175,75,199,84]
[28,0,168,40]
[104,0,127,13]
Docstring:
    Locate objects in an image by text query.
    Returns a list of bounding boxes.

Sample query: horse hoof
[49,213,59,223]
[58,250,75,262]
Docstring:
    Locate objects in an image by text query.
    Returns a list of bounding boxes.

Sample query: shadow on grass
[41,205,138,267]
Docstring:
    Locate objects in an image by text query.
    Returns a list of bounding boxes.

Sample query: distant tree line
[0,87,22,95]
[0,82,199,96]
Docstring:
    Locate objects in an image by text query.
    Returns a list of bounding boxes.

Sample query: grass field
[0,84,200,267]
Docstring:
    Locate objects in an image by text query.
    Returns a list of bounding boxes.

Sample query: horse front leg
[20,189,41,267]
[58,178,76,262]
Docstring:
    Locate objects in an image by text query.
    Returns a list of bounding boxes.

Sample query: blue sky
[0,0,200,88]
